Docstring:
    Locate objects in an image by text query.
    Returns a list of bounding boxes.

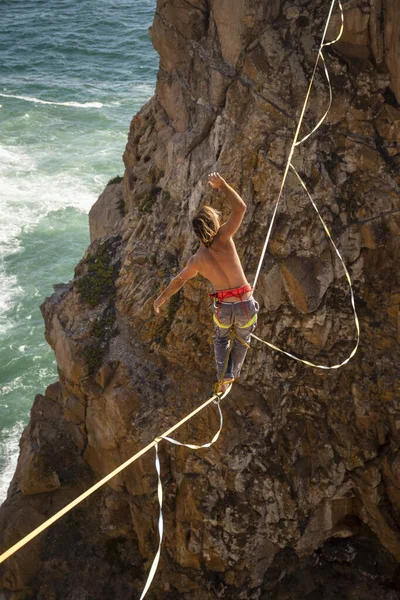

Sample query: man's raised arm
[208,172,246,239]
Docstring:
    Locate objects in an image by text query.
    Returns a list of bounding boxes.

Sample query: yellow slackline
[0,385,231,566]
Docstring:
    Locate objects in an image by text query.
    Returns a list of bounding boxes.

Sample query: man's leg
[230,299,259,379]
[214,326,234,380]
[230,326,254,379]
[212,302,234,382]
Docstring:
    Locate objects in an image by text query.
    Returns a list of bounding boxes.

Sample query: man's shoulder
[211,235,235,251]
[186,249,203,272]
[190,248,202,262]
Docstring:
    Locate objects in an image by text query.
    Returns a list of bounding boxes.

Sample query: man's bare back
[192,237,252,302]
[153,172,251,313]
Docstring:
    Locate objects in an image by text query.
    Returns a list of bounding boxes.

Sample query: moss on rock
[75,239,120,309]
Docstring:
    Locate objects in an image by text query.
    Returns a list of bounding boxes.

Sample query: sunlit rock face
[1,1,400,598]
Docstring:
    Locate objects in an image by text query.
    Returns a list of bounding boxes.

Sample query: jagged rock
[19,452,60,496]
[88,182,124,243]
[1,0,400,598]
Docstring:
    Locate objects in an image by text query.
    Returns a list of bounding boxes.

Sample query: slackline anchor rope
[250,0,360,369]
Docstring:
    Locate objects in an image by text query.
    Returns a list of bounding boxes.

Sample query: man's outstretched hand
[208,172,226,189]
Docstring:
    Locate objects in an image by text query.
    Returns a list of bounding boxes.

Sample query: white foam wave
[0,422,24,505]
[0,273,23,336]
[136,82,156,94]
[0,144,94,246]
[0,93,104,109]
[0,145,36,173]
[0,142,95,332]
[0,376,25,397]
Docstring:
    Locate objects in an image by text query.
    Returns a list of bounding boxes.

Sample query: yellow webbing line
[231,327,251,350]
[0,385,232,566]
[238,314,257,329]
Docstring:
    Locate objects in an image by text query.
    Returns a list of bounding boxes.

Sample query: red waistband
[209,284,253,302]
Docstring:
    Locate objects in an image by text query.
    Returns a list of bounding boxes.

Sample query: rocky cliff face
[1,1,400,598]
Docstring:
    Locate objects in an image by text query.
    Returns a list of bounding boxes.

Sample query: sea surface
[0,0,158,503]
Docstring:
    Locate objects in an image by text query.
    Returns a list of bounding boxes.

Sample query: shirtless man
[154,172,258,393]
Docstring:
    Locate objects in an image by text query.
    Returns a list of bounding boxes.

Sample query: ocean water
[0,0,158,502]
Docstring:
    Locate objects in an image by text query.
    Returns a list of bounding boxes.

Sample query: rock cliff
[1,0,400,598]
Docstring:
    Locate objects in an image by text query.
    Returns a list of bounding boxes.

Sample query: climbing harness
[0,2,358,599]
[210,283,253,322]
[209,284,253,302]
[212,298,257,395]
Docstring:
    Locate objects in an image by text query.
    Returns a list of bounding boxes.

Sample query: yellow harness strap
[213,313,257,330]
[238,314,257,329]
[212,313,230,328]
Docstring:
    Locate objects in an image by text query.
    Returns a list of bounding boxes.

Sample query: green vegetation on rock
[91,314,115,338]
[75,241,118,309]
[74,238,120,375]
[155,289,182,346]
[82,345,105,375]
[139,187,170,214]
[116,197,126,216]
[139,186,161,213]
[107,175,123,186]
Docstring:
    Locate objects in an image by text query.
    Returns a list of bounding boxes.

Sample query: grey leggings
[212,298,259,380]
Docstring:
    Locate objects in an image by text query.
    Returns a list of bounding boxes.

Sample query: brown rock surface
[1,1,400,598]
[88,182,124,243]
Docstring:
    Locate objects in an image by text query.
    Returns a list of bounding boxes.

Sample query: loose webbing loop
[294,3,344,147]
[162,400,223,449]
[139,442,163,600]
[253,0,343,290]
[251,0,359,369]
[251,162,360,369]
[140,393,228,597]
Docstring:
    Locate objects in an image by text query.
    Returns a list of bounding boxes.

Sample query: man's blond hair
[192,206,221,247]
